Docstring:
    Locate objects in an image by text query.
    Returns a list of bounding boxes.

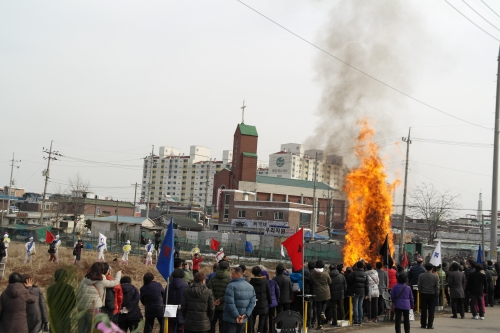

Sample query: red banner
[282,228,304,271]
[210,238,220,251]
[45,230,55,244]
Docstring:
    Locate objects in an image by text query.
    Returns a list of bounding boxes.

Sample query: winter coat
[417,271,439,296]
[168,277,188,323]
[182,269,194,285]
[329,269,347,300]
[447,271,465,299]
[192,257,204,271]
[376,269,388,294]
[269,279,280,308]
[222,277,256,324]
[289,272,303,291]
[102,278,123,320]
[466,271,487,297]
[207,268,231,310]
[388,268,397,290]
[0,283,36,333]
[140,281,165,318]
[181,282,214,332]
[303,268,312,295]
[347,268,368,296]
[118,283,142,322]
[366,269,380,298]
[390,283,414,311]
[484,268,494,292]
[249,277,272,315]
[76,272,121,311]
[46,281,76,333]
[26,287,48,333]
[311,269,332,302]
[273,273,293,304]
[407,264,426,286]
[437,268,447,289]
[206,271,216,285]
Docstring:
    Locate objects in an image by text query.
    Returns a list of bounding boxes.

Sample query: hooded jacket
[329,269,347,300]
[408,264,426,286]
[118,283,142,322]
[311,269,332,302]
[366,269,380,298]
[0,283,36,333]
[466,271,487,297]
[140,281,165,318]
[207,268,231,310]
[388,268,397,290]
[26,286,49,333]
[390,283,414,311]
[168,277,188,323]
[222,277,256,324]
[347,267,368,296]
[181,282,214,331]
[269,279,280,308]
[273,273,293,304]
[76,272,121,311]
[249,277,272,315]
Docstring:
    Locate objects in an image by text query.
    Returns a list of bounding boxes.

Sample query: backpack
[292,282,301,292]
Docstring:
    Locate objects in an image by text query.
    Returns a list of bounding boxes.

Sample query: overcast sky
[1,0,499,218]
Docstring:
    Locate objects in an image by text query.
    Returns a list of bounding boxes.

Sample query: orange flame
[342,120,399,266]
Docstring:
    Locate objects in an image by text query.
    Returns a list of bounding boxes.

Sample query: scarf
[146,244,153,252]
[27,241,34,252]
[106,275,123,315]
[98,243,106,250]
[314,268,324,273]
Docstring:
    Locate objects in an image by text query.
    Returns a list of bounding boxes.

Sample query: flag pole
[302,227,306,332]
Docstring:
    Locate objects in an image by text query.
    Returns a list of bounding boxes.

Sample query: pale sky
[1,0,499,219]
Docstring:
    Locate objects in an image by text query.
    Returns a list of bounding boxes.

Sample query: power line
[237,0,493,130]
[412,137,493,148]
[445,0,500,42]
[462,0,500,31]
[480,0,500,19]
[410,159,491,177]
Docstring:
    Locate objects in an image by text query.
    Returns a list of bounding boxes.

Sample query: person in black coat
[140,272,166,333]
[485,262,497,307]
[168,269,188,333]
[329,264,347,325]
[118,276,143,332]
[248,266,272,333]
[465,265,487,319]
[347,261,368,326]
[273,264,293,313]
[101,263,118,323]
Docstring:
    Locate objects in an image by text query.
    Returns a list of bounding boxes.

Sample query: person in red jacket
[192,253,204,275]
[388,266,397,291]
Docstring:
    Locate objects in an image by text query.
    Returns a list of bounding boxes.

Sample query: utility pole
[1,153,20,225]
[115,200,119,242]
[311,152,318,240]
[400,128,412,258]
[132,182,138,207]
[491,45,500,261]
[204,162,211,227]
[39,141,61,225]
[146,145,154,219]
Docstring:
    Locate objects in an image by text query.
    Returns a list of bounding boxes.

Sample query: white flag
[429,239,442,266]
[99,232,107,245]
[281,244,285,257]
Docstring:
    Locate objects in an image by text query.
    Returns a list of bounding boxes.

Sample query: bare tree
[67,173,90,233]
[408,183,460,244]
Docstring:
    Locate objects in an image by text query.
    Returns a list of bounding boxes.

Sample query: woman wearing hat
[23,236,36,264]
[121,240,131,265]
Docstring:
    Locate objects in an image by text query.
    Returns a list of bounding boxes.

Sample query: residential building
[89,216,160,242]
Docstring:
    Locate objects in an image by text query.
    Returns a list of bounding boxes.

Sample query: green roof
[256,175,335,191]
[238,123,258,137]
[54,197,134,208]
[242,152,257,158]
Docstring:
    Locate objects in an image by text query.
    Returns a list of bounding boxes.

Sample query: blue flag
[245,241,253,253]
[477,244,483,264]
[156,219,175,281]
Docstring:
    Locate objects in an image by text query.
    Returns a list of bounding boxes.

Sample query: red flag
[401,252,408,268]
[45,230,55,244]
[282,228,304,271]
[210,238,220,251]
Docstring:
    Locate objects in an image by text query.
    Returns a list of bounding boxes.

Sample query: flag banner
[215,248,225,262]
[429,239,442,266]
[281,228,304,271]
[245,241,253,253]
[210,238,220,251]
[281,244,285,257]
[99,232,107,245]
[157,219,175,281]
[378,234,394,267]
[401,252,409,268]
[45,230,55,244]
[476,245,483,264]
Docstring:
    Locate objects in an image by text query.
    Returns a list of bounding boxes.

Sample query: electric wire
[237,0,493,130]
[462,0,500,31]
[480,0,500,19]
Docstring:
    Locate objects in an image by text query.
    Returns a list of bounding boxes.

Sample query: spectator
[223,267,256,333]
[464,260,476,312]
[239,265,249,281]
[329,264,346,326]
[0,237,5,263]
[181,272,215,333]
[48,240,57,263]
[388,265,397,291]
[289,268,303,313]
[182,261,194,285]
[311,260,331,329]
[442,262,451,306]
[206,263,219,285]
[390,273,413,333]
[154,231,161,252]
[102,263,123,323]
[76,262,122,333]
[0,272,36,333]
[248,266,271,333]
[23,274,49,333]
[465,264,487,320]
[436,265,447,307]
[73,239,84,265]
[448,262,465,319]
[208,260,231,333]
[407,258,425,304]
[140,272,165,333]
[263,270,280,333]
[425,253,431,264]
[168,269,188,333]
[417,263,439,329]
[273,264,293,313]
[486,260,497,307]
[192,253,204,275]
[174,241,181,258]
[365,263,380,322]
[117,276,143,333]
[375,262,388,316]
[347,261,368,326]
[46,269,76,333]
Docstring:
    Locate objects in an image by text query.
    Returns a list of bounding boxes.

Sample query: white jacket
[76,272,121,310]
[366,269,380,298]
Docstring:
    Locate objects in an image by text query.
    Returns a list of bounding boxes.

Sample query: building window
[274,212,284,220]
[224,194,230,204]
[224,209,229,219]
[257,211,262,217]
[300,213,311,223]
[238,210,246,218]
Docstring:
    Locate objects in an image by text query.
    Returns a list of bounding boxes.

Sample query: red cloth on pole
[282,228,304,271]
[401,252,409,268]
[45,230,55,244]
[210,238,220,251]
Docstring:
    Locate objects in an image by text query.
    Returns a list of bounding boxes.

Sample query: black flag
[379,234,394,267]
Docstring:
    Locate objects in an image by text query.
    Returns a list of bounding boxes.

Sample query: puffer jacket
[388,268,397,290]
[311,269,332,302]
[273,273,293,304]
[390,283,413,311]
[168,277,188,323]
[181,282,214,332]
[207,268,231,310]
[118,283,142,322]
[366,269,380,298]
[0,283,36,333]
[249,277,271,315]
[76,272,121,311]
[269,279,280,308]
[140,281,165,318]
[329,269,346,300]
[347,267,368,296]
[26,287,48,333]
[223,277,256,324]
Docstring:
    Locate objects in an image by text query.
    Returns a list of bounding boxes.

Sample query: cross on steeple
[241,100,246,124]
